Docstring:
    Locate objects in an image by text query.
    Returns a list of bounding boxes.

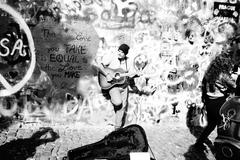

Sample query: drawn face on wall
[215,22,236,46]
[218,23,235,39]
[134,54,148,71]
[188,31,196,44]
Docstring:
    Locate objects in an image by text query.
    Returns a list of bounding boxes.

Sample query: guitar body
[98,67,128,90]
[67,124,149,160]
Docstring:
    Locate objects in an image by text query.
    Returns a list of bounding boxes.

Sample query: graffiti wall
[0,0,238,125]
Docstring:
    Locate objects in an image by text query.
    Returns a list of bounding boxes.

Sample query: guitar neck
[99,65,109,77]
[92,60,109,77]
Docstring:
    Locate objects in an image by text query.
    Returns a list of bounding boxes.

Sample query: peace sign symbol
[0,4,36,97]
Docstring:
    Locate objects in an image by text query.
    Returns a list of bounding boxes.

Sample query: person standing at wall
[195,22,240,150]
[97,43,140,130]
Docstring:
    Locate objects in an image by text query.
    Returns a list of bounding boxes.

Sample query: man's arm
[128,77,140,93]
[91,59,114,82]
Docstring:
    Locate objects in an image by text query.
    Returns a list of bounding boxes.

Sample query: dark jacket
[202,51,236,102]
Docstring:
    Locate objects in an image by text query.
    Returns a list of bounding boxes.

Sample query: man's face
[118,50,126,59]
[215,23,235,45]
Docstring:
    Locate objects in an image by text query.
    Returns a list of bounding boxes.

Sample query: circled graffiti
[0,4,36,97]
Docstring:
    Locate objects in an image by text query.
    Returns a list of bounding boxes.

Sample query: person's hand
[106,73,114,82]
[129,72,143,78]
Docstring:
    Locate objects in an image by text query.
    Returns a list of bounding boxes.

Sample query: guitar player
[98,43,141,130]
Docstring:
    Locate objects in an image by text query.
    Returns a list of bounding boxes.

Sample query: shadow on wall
[0,127,59,160]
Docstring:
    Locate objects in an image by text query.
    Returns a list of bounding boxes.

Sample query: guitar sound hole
[115,73,120,79]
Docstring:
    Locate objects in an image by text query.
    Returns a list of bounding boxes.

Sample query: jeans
[103,86,129,129]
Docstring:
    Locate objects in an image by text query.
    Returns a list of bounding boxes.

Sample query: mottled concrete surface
[0,117,216,160]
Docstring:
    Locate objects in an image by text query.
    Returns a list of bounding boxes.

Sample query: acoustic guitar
[98,67,141,90]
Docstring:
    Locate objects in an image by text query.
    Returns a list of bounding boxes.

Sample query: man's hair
[204,52,234,85]
[118,44,130,55]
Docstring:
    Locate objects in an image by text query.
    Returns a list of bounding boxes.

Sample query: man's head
[221,22,240,66]
[118,44,130,59]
